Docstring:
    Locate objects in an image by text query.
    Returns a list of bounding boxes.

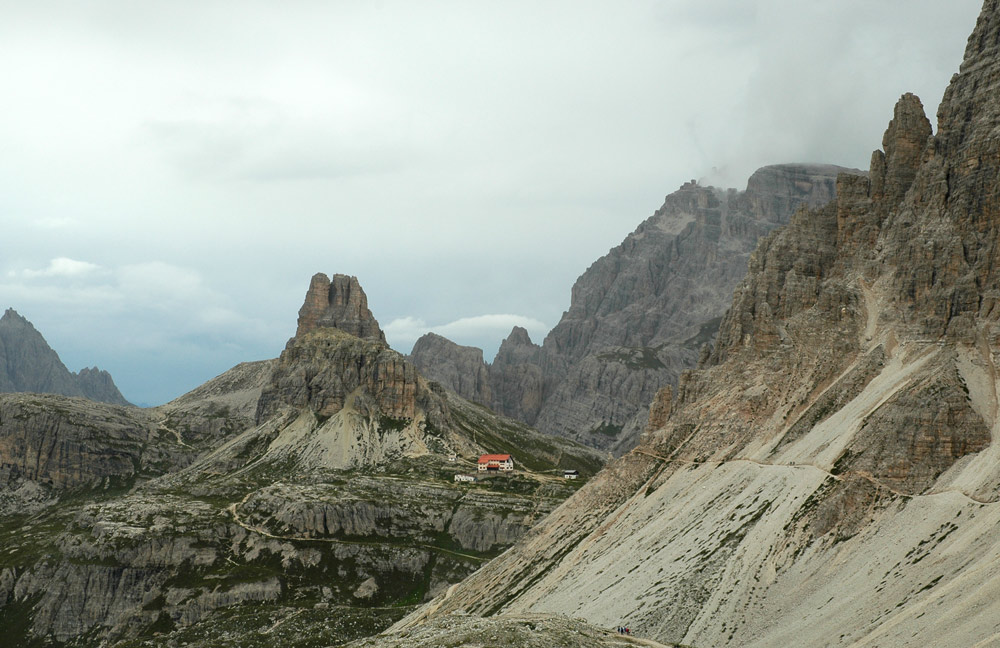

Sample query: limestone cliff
[0,308,130,406]
[397,3,1000,646]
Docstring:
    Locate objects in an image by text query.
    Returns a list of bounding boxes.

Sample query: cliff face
[398,4,1000,645]
[0,308,130,406]
[407,333,493,407]
[411,164,857,452]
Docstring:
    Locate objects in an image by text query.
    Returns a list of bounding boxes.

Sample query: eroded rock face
[261,273,448,427]
[295,273,386,343]
[0,381,267,495]
[257,328,439,425]
[239,479,551,555]
[870,93,932,212]
[0,395,150,490]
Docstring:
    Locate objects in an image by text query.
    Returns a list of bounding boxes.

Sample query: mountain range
[410,163,859,454]
[0,272,603,647]
[3,1,1000,646]
[0,308,130,406]
[382,3,1000,645]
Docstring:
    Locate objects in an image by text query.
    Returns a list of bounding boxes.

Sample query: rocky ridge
[0,308,130,406]
[395,4,1000,646]
[412,163,859,453]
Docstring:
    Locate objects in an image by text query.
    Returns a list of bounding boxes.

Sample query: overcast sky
[0,0,984,406]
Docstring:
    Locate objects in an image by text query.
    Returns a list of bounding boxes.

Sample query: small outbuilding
[563,470,579,479]
[454,474,476,483]
[478,454,514,472]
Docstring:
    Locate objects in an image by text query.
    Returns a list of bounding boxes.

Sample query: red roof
[478,454,512,463]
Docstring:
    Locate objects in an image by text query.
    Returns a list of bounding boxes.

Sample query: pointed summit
[294,273,386,343]
[2,307,27,323]
[869,93,932,211]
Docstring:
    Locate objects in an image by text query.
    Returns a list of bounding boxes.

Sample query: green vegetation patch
[108,602,409,648]
[597,346,666,370]
[589,422,623,438]
[0,596,43,648]
[378,415,410,432]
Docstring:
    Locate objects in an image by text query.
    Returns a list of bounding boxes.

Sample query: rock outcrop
[295,273,386,343]
[0,394,150,490]
[0,363,273,499]
[408,333,492,406]
[411,164,859,453]
[399,6,1000,646]
[0,308,130,406]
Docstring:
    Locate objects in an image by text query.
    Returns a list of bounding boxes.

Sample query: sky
[0,0,985,406]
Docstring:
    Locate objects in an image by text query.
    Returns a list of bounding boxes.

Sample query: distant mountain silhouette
[0,308,130,406]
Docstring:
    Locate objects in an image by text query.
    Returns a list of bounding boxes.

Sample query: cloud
[117,261,207,306]
[2,259,269,343]
[384,313,549,359]
[0,256,286,404]
[34,217,76,230]
[20,257,102,278]
[0,0,985,405]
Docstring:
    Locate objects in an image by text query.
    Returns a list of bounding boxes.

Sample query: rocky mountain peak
[262,272,444,433]
[409,164,859,453]
[503,326,534,347]
[870,93,932,210]
[407,7,1000,644]
[2,308,26,323]
[409,333,492,406]
[294,272,386,343]
[929,1,1000,235]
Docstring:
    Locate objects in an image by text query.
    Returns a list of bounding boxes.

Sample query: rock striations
[0,308,130,406]
[412,163,859,453]
[394,3,1000,646]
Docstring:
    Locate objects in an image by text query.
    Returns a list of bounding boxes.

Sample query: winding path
[631,449,997,506]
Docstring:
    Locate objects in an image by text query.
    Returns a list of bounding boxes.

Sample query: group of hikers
[616,625,631,635]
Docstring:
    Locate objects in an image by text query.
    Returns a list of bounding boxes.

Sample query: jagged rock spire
[294,273,386,343]
[869,93,932,211]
